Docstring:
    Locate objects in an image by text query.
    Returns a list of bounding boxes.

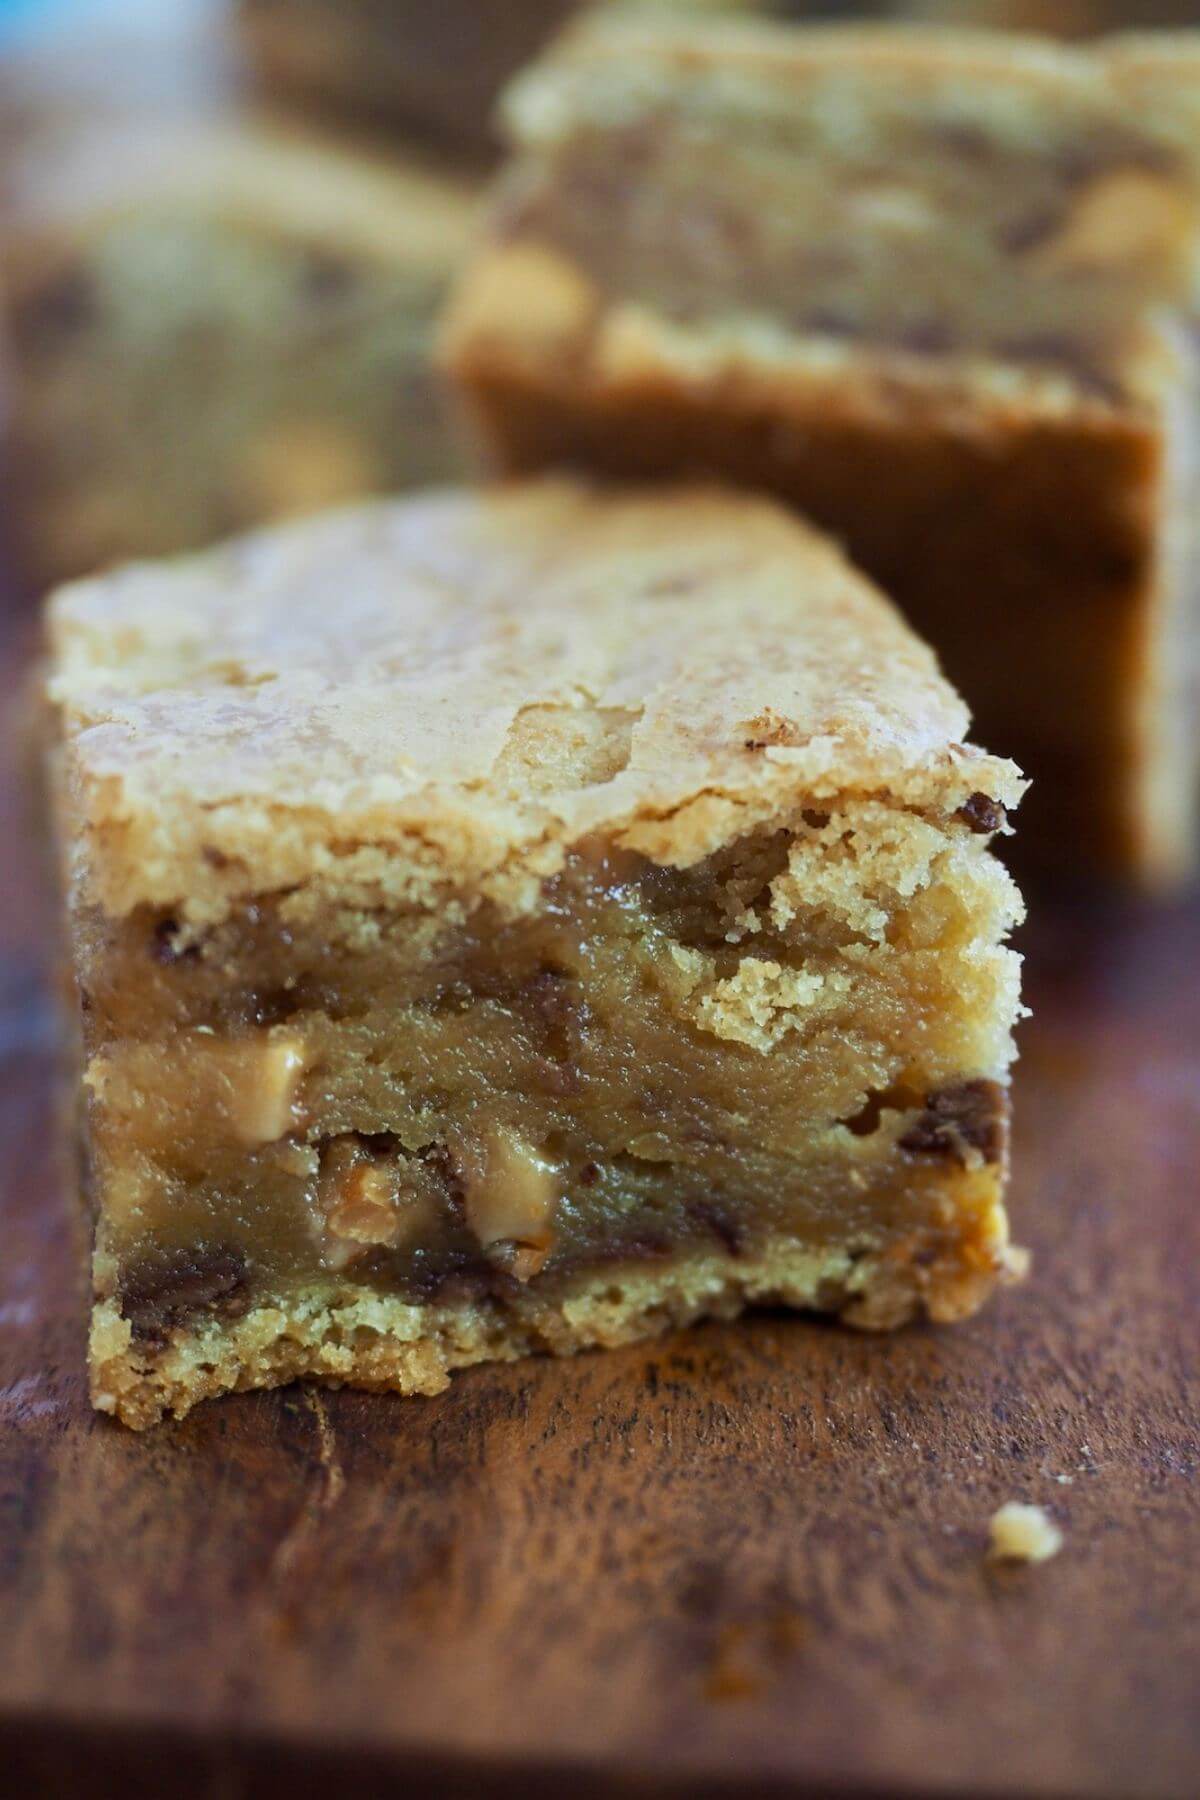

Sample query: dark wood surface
[0,597,1197,1800]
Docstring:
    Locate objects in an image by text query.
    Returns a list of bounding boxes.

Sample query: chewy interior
[77,804,1015,1343]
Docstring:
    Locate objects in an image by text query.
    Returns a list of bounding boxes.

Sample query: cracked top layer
[46,480,1023,924]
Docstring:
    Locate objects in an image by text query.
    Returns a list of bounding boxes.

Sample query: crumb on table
[987,1501,1064,1564]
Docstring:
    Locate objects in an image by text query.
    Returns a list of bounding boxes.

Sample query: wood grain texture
[0,598,1196,1800]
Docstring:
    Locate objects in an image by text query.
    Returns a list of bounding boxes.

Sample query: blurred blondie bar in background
[0,0,477,592]
[442,14,1200,887]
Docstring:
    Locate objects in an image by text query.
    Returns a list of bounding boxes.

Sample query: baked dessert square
[1,92,479,592]
[441,18,1200,887]
[44,481,1026,1429]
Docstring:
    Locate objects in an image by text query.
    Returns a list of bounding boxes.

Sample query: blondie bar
[1,104,478,591]
[45,482,1026,1429]
[442,19,1200,886]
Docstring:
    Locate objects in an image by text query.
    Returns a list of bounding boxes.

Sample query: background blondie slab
[0,21,479,593]
[45,482,1025,1427]
[442,18,1200,889]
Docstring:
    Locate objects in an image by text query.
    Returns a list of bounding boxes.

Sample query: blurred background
[1,0,1198,609]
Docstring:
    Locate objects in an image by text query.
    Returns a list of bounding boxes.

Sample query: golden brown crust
[45,481,1023,926]
[92,1224,1024,1430]
[442,244,1172,434]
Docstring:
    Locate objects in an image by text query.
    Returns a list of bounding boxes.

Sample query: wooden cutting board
[0,604,1196,1800]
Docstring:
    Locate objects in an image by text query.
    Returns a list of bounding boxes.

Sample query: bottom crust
[91,1230,1024,1430]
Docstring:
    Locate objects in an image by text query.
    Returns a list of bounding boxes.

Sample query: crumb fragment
[741,706,801,751]
[987,1501,1063,1564]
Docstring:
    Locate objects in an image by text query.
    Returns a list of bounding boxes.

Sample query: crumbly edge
[504,17,1105,114]
[51,664,1025,931]
[90,1228,1024,1431]
[442,241,1168,433]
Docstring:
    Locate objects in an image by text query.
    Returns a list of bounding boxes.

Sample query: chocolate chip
[585,1233,674,1266]
[11,266,98,355]
[899,1080,1008,1167]
[429,1259,501,1307]
[997,207,1064,254]
[251,987,302,1027]
[802,809,831,831]
[119,1247,250,1348]
[802,307,861,340]
[932,121,994,163]
[688,1200,745,1258]
[578,1162,600,1188]
[1053,137,1178,189]
[956,792,1006,835]
[892,319,955,356]
[300,250,358,306]
[387,1247,493,1307]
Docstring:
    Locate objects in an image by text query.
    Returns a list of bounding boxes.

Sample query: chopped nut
[225,1034,309,1145]
[325,1152,404,1247]
[741,706,800,751]
[987,1502,1063,1564]
[507,1242,552,1282]
[463,1126,559,1281]
[1033,169,1193,271]
[900,1080,1007,1168]
[317,1136,440,1265]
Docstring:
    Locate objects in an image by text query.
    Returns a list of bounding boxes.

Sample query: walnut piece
[318,1138,438,1268]
[1034,170,1193,271]
[463,1126,559,1281]
[224,1034,308,1145]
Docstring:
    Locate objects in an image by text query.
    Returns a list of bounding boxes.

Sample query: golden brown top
[47,481,1022,924]
[505,18,1123,142]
